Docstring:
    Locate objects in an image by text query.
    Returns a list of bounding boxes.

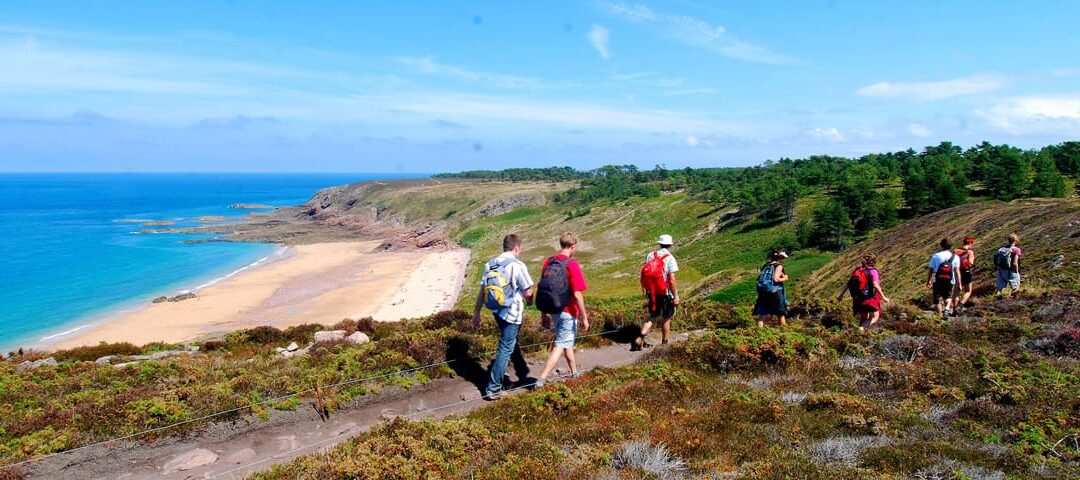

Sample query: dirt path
[23,332,688,480]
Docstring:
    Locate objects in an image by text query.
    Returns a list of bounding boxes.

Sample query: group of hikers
[471,232,679,400]
[471,230,1024,400]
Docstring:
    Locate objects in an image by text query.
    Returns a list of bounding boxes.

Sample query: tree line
[437,141,1079,251]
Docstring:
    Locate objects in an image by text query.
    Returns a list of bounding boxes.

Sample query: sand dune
[50,242,469,350]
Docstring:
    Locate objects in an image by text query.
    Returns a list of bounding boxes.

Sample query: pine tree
[984,146,1030,201]
[1029,151,1067,198]
[810,200,855,251]
[901,159,931,215]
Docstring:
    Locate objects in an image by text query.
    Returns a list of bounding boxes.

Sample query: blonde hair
[559,232,578,248]
[1007,233,1019,245]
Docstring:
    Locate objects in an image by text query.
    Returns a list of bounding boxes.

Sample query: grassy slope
[801,198,1080,304]
[452,188,833,308]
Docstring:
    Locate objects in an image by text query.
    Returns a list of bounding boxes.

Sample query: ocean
[0,173,421,352]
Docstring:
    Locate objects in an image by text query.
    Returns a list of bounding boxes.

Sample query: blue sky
[0,1,1078,172]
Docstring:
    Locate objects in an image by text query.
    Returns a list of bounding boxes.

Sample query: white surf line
[38,324,92,342]
[182,246,291,294]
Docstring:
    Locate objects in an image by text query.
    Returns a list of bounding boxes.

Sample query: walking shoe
[641,341,655,349]
[630,336,644,351]
[532,378,546,390]
[482,390,503,401]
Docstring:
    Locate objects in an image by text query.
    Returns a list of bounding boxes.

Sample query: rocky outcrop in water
[153,293,197,304]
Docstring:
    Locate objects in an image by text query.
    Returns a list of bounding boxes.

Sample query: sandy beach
[50,242,470,350]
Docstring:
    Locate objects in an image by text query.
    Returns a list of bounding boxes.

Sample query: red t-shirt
[541,254,588,319]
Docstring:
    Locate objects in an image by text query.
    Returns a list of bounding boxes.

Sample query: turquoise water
[0,173,420,351]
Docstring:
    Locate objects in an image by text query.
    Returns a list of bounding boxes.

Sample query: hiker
[927,238,963,317]
[953,236,976,312]
[994,233,1022,297]
[636,234,679,351]
[837,253,891,332]
[472,234,534,400]
[534,232,589,388]
[753,249,789,327]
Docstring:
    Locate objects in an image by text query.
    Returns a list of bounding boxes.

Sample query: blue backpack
[757,262,780,294]
[482,257,518,312]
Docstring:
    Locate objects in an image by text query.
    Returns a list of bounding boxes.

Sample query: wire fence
[2,324,632,472]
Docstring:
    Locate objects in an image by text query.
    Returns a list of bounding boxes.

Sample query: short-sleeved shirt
[866,267,880,285]
[481,252,534,324]
[644,248,679,293]
[929,250,962,285]
[541,254,588,319]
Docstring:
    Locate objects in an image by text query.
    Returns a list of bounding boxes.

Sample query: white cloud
[662,87,714,96]
[587,25,611,59]
[371,92,725,133]
[395,56,545,89]
[856,74,1007,101]
[805,127,845,143]
[684,135,700,147]
[977,94,1080,134]
[907,123,933,137]
[599,1,794,65]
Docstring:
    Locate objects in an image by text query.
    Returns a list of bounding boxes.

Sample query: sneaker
[661,339,669,345]
[641,341,655,349]
[483,391,502,401]
[532,378,546,390]
[630,336,644,351]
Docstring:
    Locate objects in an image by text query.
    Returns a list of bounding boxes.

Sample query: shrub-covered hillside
[801,198,1080,304]
[251,294,1080,479]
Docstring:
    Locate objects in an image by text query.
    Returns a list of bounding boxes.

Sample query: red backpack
[954,248,972,270]
[640,252,670,303]
[847,268,876,301]
[936,254,956,282]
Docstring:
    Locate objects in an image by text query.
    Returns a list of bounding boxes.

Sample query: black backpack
[994,246,1014,271]
[535,256,571,315]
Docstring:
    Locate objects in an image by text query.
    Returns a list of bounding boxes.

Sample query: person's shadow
[601,319,642,345]
[446,337,490,396]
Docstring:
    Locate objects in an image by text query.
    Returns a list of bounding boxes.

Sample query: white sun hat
[657,234,674,245]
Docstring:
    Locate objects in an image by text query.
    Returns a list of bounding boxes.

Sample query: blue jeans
[486,316,530,396]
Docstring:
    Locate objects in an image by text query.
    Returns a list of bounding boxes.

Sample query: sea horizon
[0,172,427,352]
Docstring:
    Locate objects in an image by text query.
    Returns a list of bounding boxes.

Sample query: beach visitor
[927,238,963,317]
[994,234,1022,297]
[636,234,679,351]
[837,253,891,332]
[753,249,789,327]
[533,232,589,388]
[953,236,976,312]
[472,234,534,400]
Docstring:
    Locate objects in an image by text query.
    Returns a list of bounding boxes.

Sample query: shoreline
[46,242,470,351]
[24,245,292,352]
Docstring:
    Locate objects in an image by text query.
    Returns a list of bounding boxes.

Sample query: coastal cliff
[173,178,557,250]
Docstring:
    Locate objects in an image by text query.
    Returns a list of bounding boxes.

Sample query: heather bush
[673,327,826,373]
[52,342,141,362]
